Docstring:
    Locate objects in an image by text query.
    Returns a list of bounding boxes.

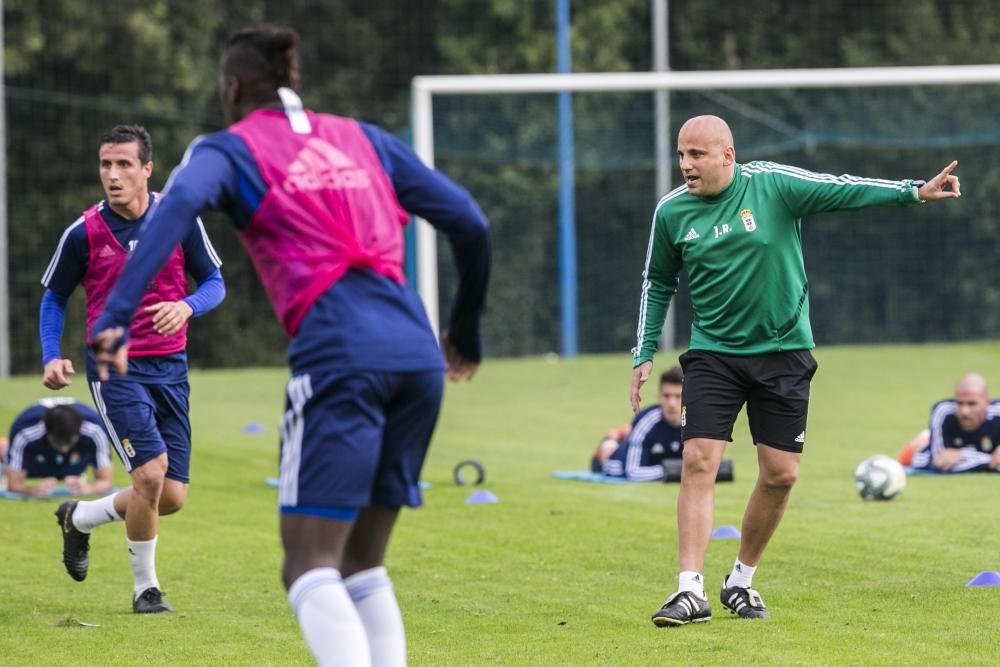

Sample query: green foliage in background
[5,1,1000,371]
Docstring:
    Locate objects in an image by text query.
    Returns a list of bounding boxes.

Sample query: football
[854,454,907,501]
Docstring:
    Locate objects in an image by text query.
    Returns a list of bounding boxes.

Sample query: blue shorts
[277,369,444,518]
[89,378,192,483]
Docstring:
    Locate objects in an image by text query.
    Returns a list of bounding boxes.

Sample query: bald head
[954,372,990,431]
[677,115,736,196]
[678,115,735,150]
[955,373,988,397]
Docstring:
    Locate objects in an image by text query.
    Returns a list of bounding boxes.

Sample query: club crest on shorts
[121,438,136,458]
[740,208,757,232]
[681,405,687,427]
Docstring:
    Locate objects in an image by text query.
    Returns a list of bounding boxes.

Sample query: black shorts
[678,349,819,453]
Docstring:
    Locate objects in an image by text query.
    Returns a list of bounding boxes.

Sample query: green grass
[1,342,999,665]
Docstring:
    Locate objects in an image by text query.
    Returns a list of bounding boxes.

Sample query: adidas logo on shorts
[794,431,806,443]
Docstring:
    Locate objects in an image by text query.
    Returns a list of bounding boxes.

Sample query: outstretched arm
[761,160,960,216]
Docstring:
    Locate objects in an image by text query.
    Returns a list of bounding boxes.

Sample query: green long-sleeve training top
[632,161,921,366]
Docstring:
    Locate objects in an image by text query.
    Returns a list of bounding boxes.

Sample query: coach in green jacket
[632,114,961,627]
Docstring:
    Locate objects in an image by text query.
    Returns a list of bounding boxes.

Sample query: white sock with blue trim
[288,568,370,667]
[72,492,122,533]
[345,566,406,667]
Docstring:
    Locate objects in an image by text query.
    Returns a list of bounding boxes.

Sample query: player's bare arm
[66,466,113,495]
[89,465,115,494]
[932,447,962,470]
[7,469,58,497]
[63,475,86,495]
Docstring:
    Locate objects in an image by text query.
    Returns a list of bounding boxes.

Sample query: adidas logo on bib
[282,138,371,194]
[683,228,700,241]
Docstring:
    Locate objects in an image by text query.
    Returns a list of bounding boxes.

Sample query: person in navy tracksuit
[4,399,112,497]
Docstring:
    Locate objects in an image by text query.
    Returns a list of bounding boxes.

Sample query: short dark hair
[100,125,152,164]
[660,365,683,386]
[222,24,301,100]
[44,405,83,448]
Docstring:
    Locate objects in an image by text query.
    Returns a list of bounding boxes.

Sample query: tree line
[4,0,999,373]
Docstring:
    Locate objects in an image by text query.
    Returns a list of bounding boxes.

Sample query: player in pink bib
[42,125,225,614]
[92,27,490,664]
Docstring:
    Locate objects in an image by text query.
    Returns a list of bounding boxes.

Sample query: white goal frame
[410,64,1000,337]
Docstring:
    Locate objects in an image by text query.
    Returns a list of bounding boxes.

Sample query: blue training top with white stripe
[6,399,112,479]
[912,399,1000,472]
[603,404,683,480]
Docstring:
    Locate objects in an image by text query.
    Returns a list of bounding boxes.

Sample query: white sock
[727,558,757,589]
[345,567,406,667]
[128,536,160,596]
[288,568,371,667]
[678,570,706,599]
[72,492,123,533]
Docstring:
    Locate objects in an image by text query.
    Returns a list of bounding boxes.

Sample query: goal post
[410,64,1000,351]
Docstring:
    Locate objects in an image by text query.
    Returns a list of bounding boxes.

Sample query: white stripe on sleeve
[41,217,85,286]
[80,421,112,469]
[8,422,46,470]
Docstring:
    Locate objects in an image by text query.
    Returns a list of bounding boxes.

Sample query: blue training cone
[966,571,1000,587]
[243,422,265,434]
[711,525,741,539]
[465,489,499,505]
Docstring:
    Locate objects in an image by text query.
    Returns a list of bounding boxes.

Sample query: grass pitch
[1,342,998,665]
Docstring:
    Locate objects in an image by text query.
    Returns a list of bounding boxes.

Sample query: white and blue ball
[854,455,906,501]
